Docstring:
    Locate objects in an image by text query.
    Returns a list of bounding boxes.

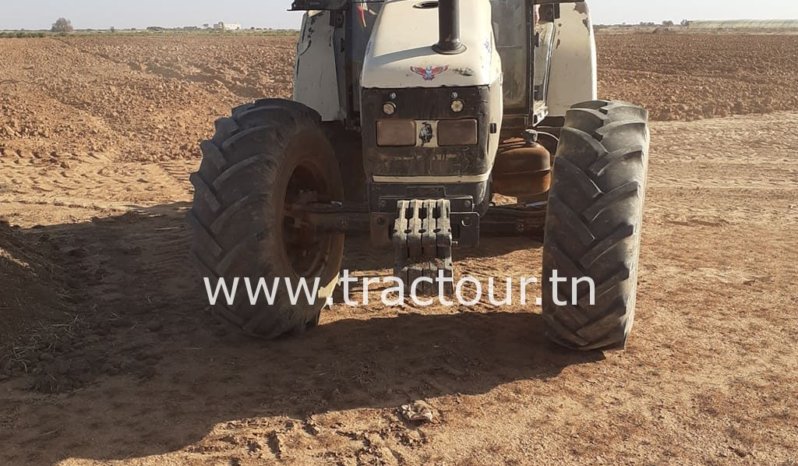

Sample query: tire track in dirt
[1,114,795,465]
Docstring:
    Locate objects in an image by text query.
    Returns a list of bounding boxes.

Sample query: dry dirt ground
[0,33,797,465]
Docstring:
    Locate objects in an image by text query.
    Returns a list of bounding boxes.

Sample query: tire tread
[542,100,649,351]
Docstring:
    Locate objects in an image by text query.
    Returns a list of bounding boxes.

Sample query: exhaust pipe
[433,0,466,54]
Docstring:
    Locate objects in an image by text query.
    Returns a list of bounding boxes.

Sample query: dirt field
[1,32,797,465]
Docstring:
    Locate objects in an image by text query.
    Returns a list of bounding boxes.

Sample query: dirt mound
[0,36,295,165]
[0,222,71,358]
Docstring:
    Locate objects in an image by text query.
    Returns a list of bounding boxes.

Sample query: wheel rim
[282,161,335,278]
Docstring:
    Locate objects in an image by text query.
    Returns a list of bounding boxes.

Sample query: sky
[1,0,797,30]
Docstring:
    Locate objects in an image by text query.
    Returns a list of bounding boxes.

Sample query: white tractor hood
[361,0,500,89]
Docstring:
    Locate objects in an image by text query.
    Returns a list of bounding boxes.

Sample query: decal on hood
[410,65,449,81]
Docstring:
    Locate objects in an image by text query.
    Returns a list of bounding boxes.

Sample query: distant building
[213,22,242,31]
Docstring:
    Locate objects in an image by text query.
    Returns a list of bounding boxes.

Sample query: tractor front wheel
[189,99,344,338]
[542,100,650,350]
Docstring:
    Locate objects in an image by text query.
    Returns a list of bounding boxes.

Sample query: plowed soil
[1,32,797,465]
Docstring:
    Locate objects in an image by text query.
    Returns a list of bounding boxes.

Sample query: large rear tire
[189,99,344,339]
[542,101,650,350]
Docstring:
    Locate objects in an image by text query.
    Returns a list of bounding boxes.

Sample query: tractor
[189,0,650,350]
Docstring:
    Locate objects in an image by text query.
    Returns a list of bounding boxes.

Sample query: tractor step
[392,199,454,295]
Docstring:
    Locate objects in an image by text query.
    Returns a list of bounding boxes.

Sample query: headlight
[437,119,478,146]
[376,120,416,147]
